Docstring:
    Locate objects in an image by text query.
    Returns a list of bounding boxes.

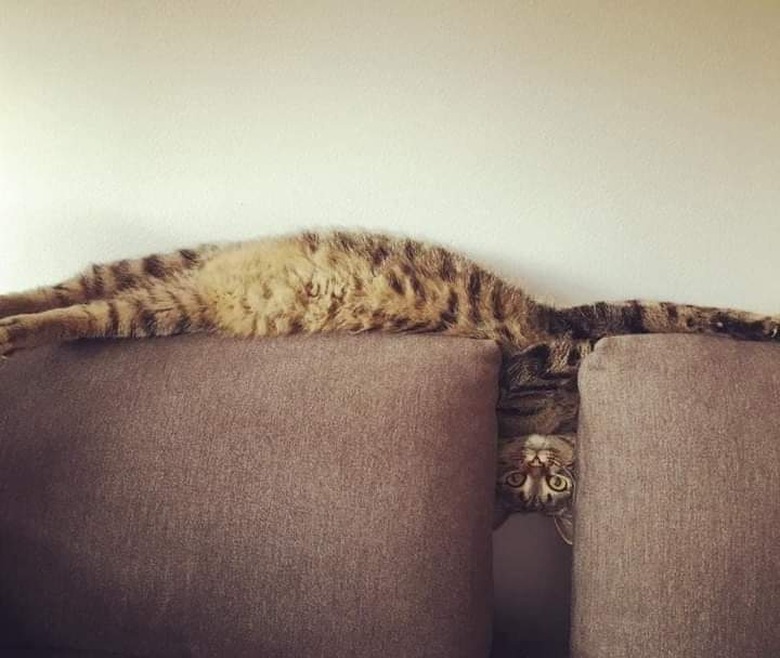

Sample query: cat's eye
[505,472,526,488]
[546,474,569,492]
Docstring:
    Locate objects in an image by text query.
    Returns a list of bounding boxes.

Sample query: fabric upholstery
[572,335,780,658]
[0,334,500,657]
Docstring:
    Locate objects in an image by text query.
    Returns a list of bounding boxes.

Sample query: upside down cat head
[496,433,576,543]
[498,433,575,513]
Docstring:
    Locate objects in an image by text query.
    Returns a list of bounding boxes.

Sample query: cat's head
[497,433,576,516]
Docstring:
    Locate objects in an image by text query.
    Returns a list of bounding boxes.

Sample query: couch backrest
[0,334,500,658]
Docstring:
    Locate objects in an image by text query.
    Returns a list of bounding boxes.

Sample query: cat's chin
[492,499,511,530]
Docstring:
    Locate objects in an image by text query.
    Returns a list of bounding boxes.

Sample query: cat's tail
[0,281,212,356]
[542,300,779,343]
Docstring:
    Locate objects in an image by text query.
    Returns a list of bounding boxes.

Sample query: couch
[0,333,777,657]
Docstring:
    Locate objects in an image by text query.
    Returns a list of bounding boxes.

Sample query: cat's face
[497,434,575,515]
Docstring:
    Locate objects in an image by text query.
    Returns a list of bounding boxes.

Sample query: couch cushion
[572,335,780,657]
[0,334,500,658]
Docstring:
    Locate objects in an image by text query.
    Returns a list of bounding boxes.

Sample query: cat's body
[1,230,778,541]
[3,230,776,352]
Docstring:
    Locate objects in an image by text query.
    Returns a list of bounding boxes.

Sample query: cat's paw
[0,296,14,321]
[0,317,20,356]
[0,295,30,321]
[0,328,11,357]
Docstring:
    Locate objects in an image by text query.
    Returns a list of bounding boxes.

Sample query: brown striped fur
[1,230,778,540]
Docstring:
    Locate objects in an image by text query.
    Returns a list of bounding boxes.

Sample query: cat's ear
[553,508,574,546]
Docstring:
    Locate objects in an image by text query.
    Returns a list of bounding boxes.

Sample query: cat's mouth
[525,499,545,513]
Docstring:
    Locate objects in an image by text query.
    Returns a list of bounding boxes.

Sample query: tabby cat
[1,230,777,543]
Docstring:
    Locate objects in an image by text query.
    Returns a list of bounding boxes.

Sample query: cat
[1,229,778,543]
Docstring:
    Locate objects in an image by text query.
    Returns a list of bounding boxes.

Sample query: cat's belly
[193,238,316,336]
[193,237,455,338]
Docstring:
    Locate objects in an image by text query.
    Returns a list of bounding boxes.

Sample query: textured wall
[2,1,777,313]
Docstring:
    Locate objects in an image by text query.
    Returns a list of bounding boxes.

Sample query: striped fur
[1,230,777,534]
[2,231,776,354]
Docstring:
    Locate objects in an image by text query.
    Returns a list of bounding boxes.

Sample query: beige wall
[2,1,777,312]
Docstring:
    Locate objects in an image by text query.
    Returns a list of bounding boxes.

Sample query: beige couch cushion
[0,334,500,657]
[572,335,780,657]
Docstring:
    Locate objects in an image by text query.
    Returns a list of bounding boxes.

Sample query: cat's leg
[0,246,216,320]
[0,282,211,356]
[498,339,594,436]
[544,300,780,342]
